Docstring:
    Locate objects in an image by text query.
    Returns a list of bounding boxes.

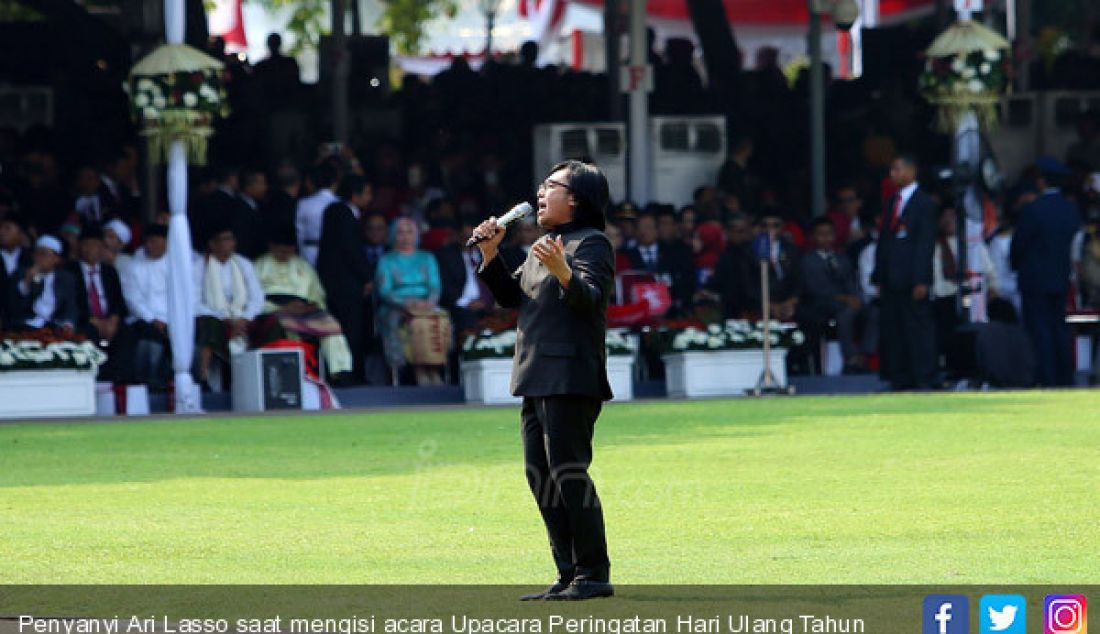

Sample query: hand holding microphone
[467,202,533,249]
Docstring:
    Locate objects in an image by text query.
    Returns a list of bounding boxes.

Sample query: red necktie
[890,195,903,231]
[88,266,106,318]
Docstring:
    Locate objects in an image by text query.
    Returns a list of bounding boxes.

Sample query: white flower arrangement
[461,328,637,360]
[127,69,229,123]
[667,320,804,353]
[0,339,107,372]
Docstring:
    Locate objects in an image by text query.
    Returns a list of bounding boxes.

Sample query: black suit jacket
[262,190,299,245]
[706,243,756,318]
[799,250,860,314]
[0,247,33,293]
[478,226,614,400]
[625,240,697,312]
[873,188,938,292]
[66,261,127,326]
[192,189,249,250]
[233,198,267,260]
[6,267,79,329]
[434,242,468,309]
[316,202,371,303]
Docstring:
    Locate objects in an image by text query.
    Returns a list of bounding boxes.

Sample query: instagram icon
[1045,595,1088,634]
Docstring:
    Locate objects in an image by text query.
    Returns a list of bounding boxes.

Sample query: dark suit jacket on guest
[66,261,127,327]
[478,225,614,400]
[1010,190,1082,294]
[5,267,79,329]
[263,190,299,245]
[873,188,938,292]
[799,250,860,315]
[192,188,250,250]
[316,202,371,301]
[233,198,267,260]
[625,240,697,313]
[434,242,468,310]
[706,243,756,318]
[0,247,33,294]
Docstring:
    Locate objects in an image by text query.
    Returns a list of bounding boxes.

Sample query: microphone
[465,202,534,248]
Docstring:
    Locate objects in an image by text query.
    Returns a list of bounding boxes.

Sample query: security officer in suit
[1010,158,1082,386]
[872,153,939,390]
[317,174,373,383]
[473,160,615,602]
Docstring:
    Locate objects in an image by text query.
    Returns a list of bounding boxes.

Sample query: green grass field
[0,391,1097,584]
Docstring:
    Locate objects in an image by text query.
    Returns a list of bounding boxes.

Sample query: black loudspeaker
[319,34,390,104]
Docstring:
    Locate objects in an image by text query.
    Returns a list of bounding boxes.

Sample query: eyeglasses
[537,178,572,194]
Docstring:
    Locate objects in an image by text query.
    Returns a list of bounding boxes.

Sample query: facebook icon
[924,595,970,634]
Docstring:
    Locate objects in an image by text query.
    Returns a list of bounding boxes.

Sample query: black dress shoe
[519,580,571,601]
[545,579,614,601]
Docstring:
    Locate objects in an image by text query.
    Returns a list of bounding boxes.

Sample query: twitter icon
[980,595,1027,634]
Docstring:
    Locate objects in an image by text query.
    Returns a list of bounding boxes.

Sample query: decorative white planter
[0,370,96,419]
[462,355,636,404]
[461,358,521,405]
[607,354,635,401]
[663,349,788,398]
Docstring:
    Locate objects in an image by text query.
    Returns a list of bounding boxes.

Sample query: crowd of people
[1,30,1099,395]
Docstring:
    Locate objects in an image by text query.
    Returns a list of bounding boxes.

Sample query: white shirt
[100,174,120,200]
[858,241,878,301]
[193,254,265,320]
[79,261,109,315]
[637,243,659,269]
[75,195,103,222]
[988,232,1018,299]
[295,188,339,266]
[19,271,57,328]
[932,236,998,299]
[456,250,482,308]
[892,181,919,224]
[1,247,23,275]
[123,255,170,323]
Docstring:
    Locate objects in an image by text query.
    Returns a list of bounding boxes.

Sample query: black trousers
[1021,290,1073,387]
[880,289,938,389]
[521,395,610,583]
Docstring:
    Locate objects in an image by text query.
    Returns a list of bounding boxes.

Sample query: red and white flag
[207,0,248,54]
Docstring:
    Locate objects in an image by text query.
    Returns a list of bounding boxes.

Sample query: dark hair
[79,224,105,241]
[726,212,751,226]
[810,217,834,231]
[895,152,920,171]
[275,163,301,189]
[757,207,785,223]
[655,207,677,221]
[240,167,266,190]
[309,162,338,190]
[211,163,239,185]
[550,160,608,231]
[337,174,370,201]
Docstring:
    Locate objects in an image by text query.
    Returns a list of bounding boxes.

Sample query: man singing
[471,160,615,601]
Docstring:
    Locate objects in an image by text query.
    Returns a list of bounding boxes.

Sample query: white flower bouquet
[666,320,804,353]
[0,338,107,372]
[461,328,638,360]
